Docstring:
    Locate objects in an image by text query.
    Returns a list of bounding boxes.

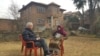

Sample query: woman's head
[57,25,62,31]
[56,25,67,37]
[26,22,33,29]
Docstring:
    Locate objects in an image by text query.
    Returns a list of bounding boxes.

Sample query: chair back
[19,34,35,48]
[19,34,26,45]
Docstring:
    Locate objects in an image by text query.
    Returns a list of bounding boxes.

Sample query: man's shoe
[44,54,50,56]
[44,51,50,56]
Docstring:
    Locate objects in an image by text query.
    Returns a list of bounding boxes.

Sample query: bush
[40,29,52,38]
[0,32,20,42]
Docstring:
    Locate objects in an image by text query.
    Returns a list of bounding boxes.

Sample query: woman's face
[57,27,61,30]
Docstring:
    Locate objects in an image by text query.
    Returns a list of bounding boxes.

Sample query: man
[22,22,50,56]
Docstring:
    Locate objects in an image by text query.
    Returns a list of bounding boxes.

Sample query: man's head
[26,22,33,29]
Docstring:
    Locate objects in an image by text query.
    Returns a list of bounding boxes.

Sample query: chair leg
[60,44,63,56]
[29,49,32,56]
[61,50,63,56]
[60,40,64,54]
[60,45,64,54]
[61,45,64,56]
[25,48,27,56]
[34,48,38,56]
[40,48,42,56]
[21,45,24,52]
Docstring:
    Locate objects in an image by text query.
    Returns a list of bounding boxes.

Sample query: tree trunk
[88,0,96,34]
[82,6,85,27]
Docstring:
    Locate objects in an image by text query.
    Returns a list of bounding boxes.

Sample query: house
[19,1,65,32]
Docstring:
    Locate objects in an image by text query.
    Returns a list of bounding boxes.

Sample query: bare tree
[8,0,20,32]
[9,0,19,19]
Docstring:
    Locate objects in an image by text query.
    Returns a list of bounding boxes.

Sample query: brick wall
[0,19,16,33]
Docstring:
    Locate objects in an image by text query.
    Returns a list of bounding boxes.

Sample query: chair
[19,34,42,56]
[49,38,64,56]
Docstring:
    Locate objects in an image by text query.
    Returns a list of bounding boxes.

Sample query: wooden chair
[19,34,42,56]
[49,38,64,56]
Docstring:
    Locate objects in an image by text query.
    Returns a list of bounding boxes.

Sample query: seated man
[22,22,50,56]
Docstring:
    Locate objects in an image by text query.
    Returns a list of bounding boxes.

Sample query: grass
[0,36,100,56]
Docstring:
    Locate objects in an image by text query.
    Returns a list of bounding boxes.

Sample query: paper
[55,33,61,38]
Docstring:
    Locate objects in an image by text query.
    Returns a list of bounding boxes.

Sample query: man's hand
[36,37,40,40]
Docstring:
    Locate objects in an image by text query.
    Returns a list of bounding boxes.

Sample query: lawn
[0,36,100,56]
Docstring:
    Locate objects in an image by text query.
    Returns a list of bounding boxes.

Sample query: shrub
[0,32,20,42]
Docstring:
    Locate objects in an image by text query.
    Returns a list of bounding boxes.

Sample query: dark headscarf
[53,25,67,37]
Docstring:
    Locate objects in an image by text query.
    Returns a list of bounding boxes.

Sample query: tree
[95,16,100,37]
[72,0,100,33]
[88,0,100,33]
[68,16,79,22]
[8,0,20,31]
[9,0,19,19]
[73,0,86,26]
[64,14,80,30]
[73,0,86,9]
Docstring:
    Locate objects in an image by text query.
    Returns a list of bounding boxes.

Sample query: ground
[0,36,100,56]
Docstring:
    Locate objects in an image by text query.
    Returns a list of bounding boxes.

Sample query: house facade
[19,1,65,31]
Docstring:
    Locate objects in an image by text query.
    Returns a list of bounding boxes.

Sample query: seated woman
[52,25,67,40]
[22,22,50,56]
[49,25,67,55]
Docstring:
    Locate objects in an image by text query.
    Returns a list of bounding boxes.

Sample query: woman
[49,25,67,55]
[53,25,67,39]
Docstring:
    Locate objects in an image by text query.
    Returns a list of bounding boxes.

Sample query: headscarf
[53,25,67,37]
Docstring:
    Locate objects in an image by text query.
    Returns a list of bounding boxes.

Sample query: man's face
[29,24,33,30]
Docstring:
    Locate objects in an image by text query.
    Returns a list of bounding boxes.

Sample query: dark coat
[22,28,37,41]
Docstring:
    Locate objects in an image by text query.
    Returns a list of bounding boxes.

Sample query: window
[29,7,32,14]
[54,8,59,13]
[37,19,45,26]
[48,18,51,23]
[56,8,59,13]
[37,6,46,13]
[56,20,60,26]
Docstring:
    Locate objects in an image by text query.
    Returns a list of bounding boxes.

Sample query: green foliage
[69,16,79,22]
[73,0,100,33]
[68,16,79,22]
[73,0,86,9]
[73,0,100,10]
[96,18,100,30]
[0,32,19,42]
[40,29,52,38]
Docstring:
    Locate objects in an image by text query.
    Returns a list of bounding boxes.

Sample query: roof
[0,18,13,20]
[19,1,61,12]
[48,2,60,7]
[0,18,16,22]
[60,9,66,11]
[19,1,47,12]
